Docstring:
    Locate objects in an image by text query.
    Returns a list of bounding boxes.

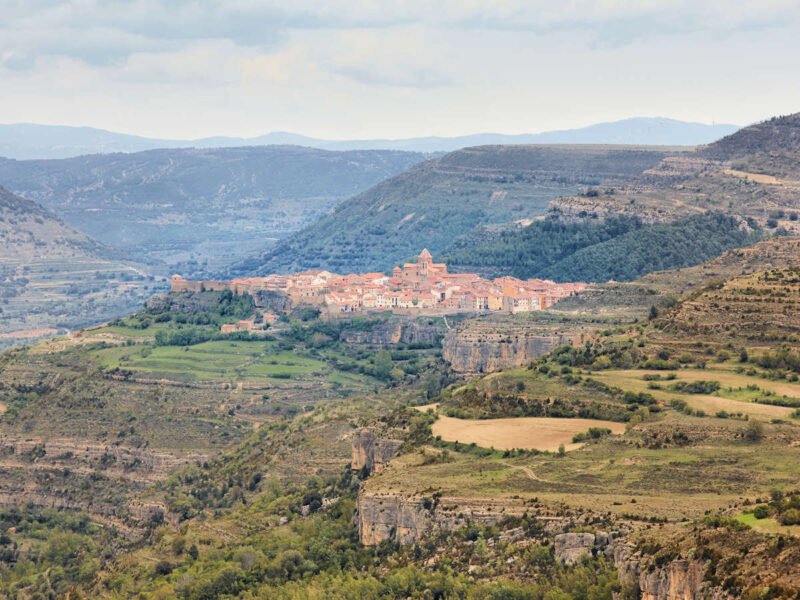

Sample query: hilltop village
[171,250,586,320]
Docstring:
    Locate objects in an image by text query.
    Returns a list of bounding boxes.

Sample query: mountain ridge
[230,144,677,276]
[0,117,739,159]
[0,145,426,274]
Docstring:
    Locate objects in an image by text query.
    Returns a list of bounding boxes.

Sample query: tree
[373,351,393,381]
[648,305,659,320]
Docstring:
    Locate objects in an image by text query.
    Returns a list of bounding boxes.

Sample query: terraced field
[588,368,796,419]
[96,341,319,381]
[0,258,161,350]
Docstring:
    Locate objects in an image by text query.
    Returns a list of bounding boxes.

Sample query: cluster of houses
[171,249,586,317]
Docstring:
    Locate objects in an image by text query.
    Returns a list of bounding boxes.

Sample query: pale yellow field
[431,416,626,452]
[591,370,795,419]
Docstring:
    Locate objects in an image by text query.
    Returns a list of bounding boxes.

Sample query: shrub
[743,420,764,442]
[779,508,800,526]
[670,380,721,394]
[753,505,770,519]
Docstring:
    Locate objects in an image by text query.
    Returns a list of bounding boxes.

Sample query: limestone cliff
[613,544,731,600]
[350,429,403,475]
[340,319,443,349]
[442,318,588,375]
[356,492,535,546]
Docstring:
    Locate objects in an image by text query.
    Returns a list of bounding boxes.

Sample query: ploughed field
[431,415,625,451]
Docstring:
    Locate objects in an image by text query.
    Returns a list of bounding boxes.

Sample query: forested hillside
[235,145,675,275]
[447,212,762,282]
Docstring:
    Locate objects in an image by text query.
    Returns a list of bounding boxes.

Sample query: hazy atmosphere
[3,2,800,598]
[3,0,800,139]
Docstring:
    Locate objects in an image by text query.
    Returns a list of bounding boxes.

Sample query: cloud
[0,0,799,140]
[2,0,799,69]
[331,64,450,89]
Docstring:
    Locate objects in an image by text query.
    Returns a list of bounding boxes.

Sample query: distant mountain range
[0,118,740,159]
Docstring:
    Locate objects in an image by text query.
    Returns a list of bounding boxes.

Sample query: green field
[92,340,371,385]
[736,511,800,536]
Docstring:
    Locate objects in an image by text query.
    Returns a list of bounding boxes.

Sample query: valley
[0,146,426,274]
[5,4,800,597]
[0,187,160,349]
[1,230,800,596]
[2,116,800,598]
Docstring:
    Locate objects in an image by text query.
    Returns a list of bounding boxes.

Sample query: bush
[572,427,612,443]
[669,380,721,394]
[779,508,800,526]
[753,504,770,519]
[743,420,764,442]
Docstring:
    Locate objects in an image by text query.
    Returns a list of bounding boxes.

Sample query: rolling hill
[440,112,800,281]
[0,117,738,158]
[234,144,678,275]
[548,112,800,231]
[0,185,104,261]
[0,187,161,346]
[0,146,425,274]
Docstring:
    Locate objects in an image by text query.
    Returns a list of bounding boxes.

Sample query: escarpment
[350,429,403,475]
[355,491,736,599]
[356,492,535,546]
[613,544,729,600]
[442,318,588,374]
[339,318,443,348]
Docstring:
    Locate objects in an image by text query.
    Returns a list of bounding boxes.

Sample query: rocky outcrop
[443,318,588,374]
[554,532,597,564]
[252,289,292,312]
[546,194,673,225]
[357,492,536,546]
[350,430,402,475]
[0,435,205,473]
[613,543,731,600]
[355,491,582,546]
[340,319,443,348]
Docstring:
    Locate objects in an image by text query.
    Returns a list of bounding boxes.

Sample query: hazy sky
[2,0,800,139]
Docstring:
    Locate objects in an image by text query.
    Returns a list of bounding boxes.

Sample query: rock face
[340,319,443,348]
[613,544,730,600]
[554,532,597,564]
[252,289,292,312]
[350,430,403,475]
[356,492,532,546]
[443,318,587,375]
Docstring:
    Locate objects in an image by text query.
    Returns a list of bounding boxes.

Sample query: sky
[1,0,800,140]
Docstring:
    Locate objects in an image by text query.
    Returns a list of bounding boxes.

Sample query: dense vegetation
[236,145,671,276]
[447,213,761,282]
